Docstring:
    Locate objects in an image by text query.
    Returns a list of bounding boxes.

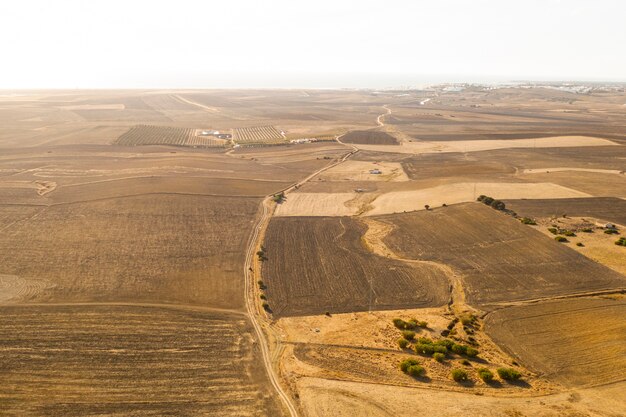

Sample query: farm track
[244,142,359,417]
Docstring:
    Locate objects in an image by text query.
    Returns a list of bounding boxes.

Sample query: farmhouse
[369,169,382,174]
[595,221,616,229]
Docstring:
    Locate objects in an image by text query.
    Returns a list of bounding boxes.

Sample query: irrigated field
[233,125,284,144]
[0,305,283,417]
[376,203,626,308]
[485,297,626,387]
[504,197,626,226]
[341,130,399,145]
[115,125,228,148]
[261,217,450,317]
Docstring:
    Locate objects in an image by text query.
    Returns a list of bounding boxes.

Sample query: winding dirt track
[243,142,358,417]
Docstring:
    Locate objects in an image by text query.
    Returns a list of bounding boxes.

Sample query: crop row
[115,125,227,148]
[233,126,284,143]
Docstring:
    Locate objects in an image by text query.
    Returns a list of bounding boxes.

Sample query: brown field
[341,129,399,145]
[485,297,626,387]
[261,217,450,317]
[504,197,626,226]
[376,203,625,308]
[0,304,283,416]
[2,87,626,416]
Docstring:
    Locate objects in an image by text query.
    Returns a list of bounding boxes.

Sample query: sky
[0,0,624,89]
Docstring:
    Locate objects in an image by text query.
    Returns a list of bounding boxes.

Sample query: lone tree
[424,204,430,210]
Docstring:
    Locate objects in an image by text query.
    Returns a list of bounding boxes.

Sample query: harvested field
[297,377,626,417]
[485,297,626,387]
[319,161,408,182]
[274,192,358,216]
[115,125,227,148]
[0,305,283,417]
[233,125,284,144]
[365,182,589,216]
[504,197,626,226]
[352,135,619,155]
[517,170,626,197]
[341,130,399,145]
[376,203,626,308]
[0,195,258,309]
[261,217,450,317]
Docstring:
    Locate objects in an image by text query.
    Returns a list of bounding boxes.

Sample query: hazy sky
[1,0,624,88]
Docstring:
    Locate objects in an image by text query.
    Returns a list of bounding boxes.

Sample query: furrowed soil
[261,217,450,317]
[341,130,399,145]
[375,203,626,308]
[485,297,626,387]
[0,304,283,417]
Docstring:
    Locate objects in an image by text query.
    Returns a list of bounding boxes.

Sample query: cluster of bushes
[519,217,536,225]
[477,195,505,211]
[257,280,271,311]
[400,358,425,377]
[615,237,626,246]
[393,318,428,330]
[605,228,619,235]
[451,368,468,382]
[413,337,478,359]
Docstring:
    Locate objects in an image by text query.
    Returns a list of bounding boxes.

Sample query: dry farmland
[261,217,449,317]
[341,129,399,145]
[0,305,283,417]
[376,203,626,308]
[233,125,285,144]
[485,297,626,387]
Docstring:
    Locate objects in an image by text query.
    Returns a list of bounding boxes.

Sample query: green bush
[435,339,454,349]
[465,347,479,357]
[401,330,416,340]
[400,358,420,373]
[576,242,584,247]
[562,230,576,237]
[477,368,494,382]
[433,352,446,362]
[482,197,494,205]
[604,229,619,235]
[417,337,433,345]
[433,345,448,354]
[547,227,558,234]
[477,195,487,202]
[259,294,267,300]
[582,228,593,233]
[451,344,468,355]
[397,338,410,349]
[520,217,536,225]
[497,368,522,381]
[407,365,425,377]
[417,320,429,328]
[490,200,506,210]
[451,368,469,382]
[554,236,568,242]
[615,237,626,246]
[415,343,435,355]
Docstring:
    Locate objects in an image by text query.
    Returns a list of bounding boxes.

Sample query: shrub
[497,368,522,381]
[554,236,568,242]
[433,345,448,354]
[461,359,471,366]
[576,242,584,247]
[490,200,506,210]
[435,339,454,349]
[477,195,487,202]
[392,318,407,329]
[400,358,420,373]
[477,368,494,383]
[433,352,446,362]
[451,368,469,382]
[259,294,267,300]
[262,302,270,311]
[562,230,576,237]
[520,217,536,225]
[417,337,433,345]
[451,344,468,355]
[397,338,410,349]
[582,228,593,233]
[548,227,558,234]
[465,347,479,357]
[402,330,416,340]
[417,320,428,328]
[257,280,266,290]
[415,343,435,355]
[604,229,619,235]
[407,365,426,377]
[616,237,626,246]
[482,197,494,205]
